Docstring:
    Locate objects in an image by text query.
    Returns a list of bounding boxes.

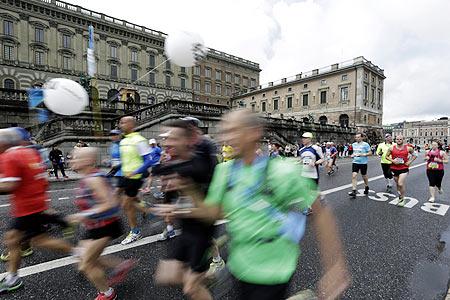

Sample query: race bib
[429,162,439,169]
[303,157,312,165]
[396,158,405,164]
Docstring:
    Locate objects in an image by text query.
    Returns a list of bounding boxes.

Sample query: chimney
[281,78,287,83]
[312,69,319,75]
[268,82,273,87]
[295,73,302,80]
[331,63,339,70]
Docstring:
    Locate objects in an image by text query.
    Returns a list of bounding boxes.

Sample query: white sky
[65,0,450,124]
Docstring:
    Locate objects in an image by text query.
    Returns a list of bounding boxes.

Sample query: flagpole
[87,24,102,136]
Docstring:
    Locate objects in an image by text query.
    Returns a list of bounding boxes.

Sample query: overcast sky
[65,0,450,124]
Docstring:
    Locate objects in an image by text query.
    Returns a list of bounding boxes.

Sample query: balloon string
[106,58,169,103]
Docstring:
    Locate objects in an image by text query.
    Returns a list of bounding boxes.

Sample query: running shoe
[95,290,117,300]
[109,259,138,286]
[386,185,392,193]
[157,229,176,241]
[364,186,370,195]
[397,197,406,207]
[0,247,34,262]
[0,276,23,293]
[348,190,356,198]
[428,197,435,202]
[63,224,75,240]
[120,231,141,245]
[206,258,225,278]
[438,188,444,194]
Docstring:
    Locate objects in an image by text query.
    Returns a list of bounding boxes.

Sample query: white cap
[149,138,157,144]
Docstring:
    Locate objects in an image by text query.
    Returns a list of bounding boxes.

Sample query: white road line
[58,197,70,200]
[0,161,428,278]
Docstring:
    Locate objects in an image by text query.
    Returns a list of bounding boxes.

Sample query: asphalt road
[1,153,449,300]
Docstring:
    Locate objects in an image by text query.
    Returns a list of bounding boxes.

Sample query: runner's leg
[4,230,23,274]
[397,173,408,198]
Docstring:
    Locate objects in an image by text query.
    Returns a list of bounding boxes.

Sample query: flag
[28,88,44,108]
[87,25,96,77]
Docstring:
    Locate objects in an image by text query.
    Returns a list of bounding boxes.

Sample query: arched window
[107,89,119,102]
[319,115,328,125]
[3,79,15,89]
[339,114,349,127]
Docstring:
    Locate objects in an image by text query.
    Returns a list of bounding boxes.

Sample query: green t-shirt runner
[376,142,392,164]
[205,157,318,285]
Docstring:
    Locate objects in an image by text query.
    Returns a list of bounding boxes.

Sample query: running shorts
[426,169,444,188]
[238,279,290,300]
[352,163,368,175]
[381,163,393,179]
[117,178,143,197]
[10,212,55,240]
[170,230,213,273]
[84,221,123,240]
[391,168,409,177]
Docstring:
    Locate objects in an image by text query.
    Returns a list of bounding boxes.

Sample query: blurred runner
[158,110,350,300]
[325,142,338,175]
[385,135,417,207]
[221,142,234,162]
[425,141,448,202]
[141,138,162,194]
[69,147,136,300]
[0,128,72,294]
[376,134,394,192]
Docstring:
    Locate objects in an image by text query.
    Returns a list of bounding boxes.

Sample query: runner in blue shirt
[348,133,372,198]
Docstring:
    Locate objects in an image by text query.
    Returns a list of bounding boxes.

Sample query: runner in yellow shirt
[376,134,394,192]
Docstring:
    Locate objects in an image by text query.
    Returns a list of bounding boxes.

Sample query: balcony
[29,41,49,50]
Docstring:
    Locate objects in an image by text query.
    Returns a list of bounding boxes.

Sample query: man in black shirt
[49,145,67,180]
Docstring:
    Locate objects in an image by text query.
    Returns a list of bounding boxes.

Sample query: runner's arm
[315,147,325,165]
[0,178,19,192]
[376,144,382,156]
[406,147,417,165]
[74,177,117,219]
[442,151,449,164]
[130,141,153,176]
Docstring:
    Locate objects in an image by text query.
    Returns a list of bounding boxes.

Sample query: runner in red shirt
[0,128,72,294]
[385,135,417,207]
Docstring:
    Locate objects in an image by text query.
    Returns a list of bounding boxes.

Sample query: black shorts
[427,169,444,187]
[170,230,213,273]
[10,212,54,240]
[392,168,409,177]
[381,163,393,179]
[84,221,123,240]
[117,177,143,197]
[238,279,290,300]
[352,163,368,175]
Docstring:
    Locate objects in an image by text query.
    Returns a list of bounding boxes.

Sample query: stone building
[391,118,450,146]
[0,0,259,105]
[232,56,385,141]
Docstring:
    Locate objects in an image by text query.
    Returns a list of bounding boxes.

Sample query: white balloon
[164,31,208,67]
[43,78,89,116]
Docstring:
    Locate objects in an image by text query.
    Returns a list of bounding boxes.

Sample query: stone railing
[0,88,28,102]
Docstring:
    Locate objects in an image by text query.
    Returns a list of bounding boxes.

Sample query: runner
[106,129,122,182]
[68,147,136,300]
[221,142,234,162]
[153,119,217,300]
[141,138,162,194]
[325,142,338,175]
[424,141,448,202]
[376,134,394,192]
[385,135,417,207]
[49,144,68,180]
[348,133,371,198]
[118,116,155,245]
[0,128,72,294]
[157,110,350,300]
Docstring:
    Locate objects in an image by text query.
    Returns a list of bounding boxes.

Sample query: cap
[110,129,121,135]
[180,116,201,128]
[13,127,31,141]
[149,138,157,144]
[385,133,392,138]
[326,142,332,145]
[302,132,313,139]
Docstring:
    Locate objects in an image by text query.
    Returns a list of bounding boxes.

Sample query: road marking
[0,161,428,278]
[58,197,70,200]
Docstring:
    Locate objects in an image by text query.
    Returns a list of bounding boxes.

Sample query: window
[205,82,211,94]
[180,67,186,73]
[371,88,375,101]
[194,66,200,76]
[149,53,155,67]
[110,65,118,78]
[4,79,15,89]
[226,73,231,82]
[320,79,326,85]
[302,94,308,106]
[379,79,382,86]
[243,77,248,86]
[287,96,293,109]
[364,72,368,80]
[35,51,44,65]
[149,72,155,84]
[62,56,71,70]
[364,85,368,100]
[234,75,240,85]
[274,91,278,95]
[378,91,382,106]
[35,27,44,42]
[320,90,327,104]
[110,45,117,58]
[288,87,292,92]
[262,102,266,112]
[3,45,14,61]
[372,77,375,83]
[165,60,171,70]
[340,86,349,101]
[251,78,256,87]
[226,86,231,96]
[131,49,138,62]
[131,68,138,81]
[3,20,13,36]
[215,84,221,95]
[194,80,200,91]
[342,74,348,81]
[273,99,279,110]
[303,83,308,89]
[215,70,222,81]
[251,103,256,112]
[205,67,211,78]
[180,78,186,89]
[165,75,171,86]
[62,34,71,48]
